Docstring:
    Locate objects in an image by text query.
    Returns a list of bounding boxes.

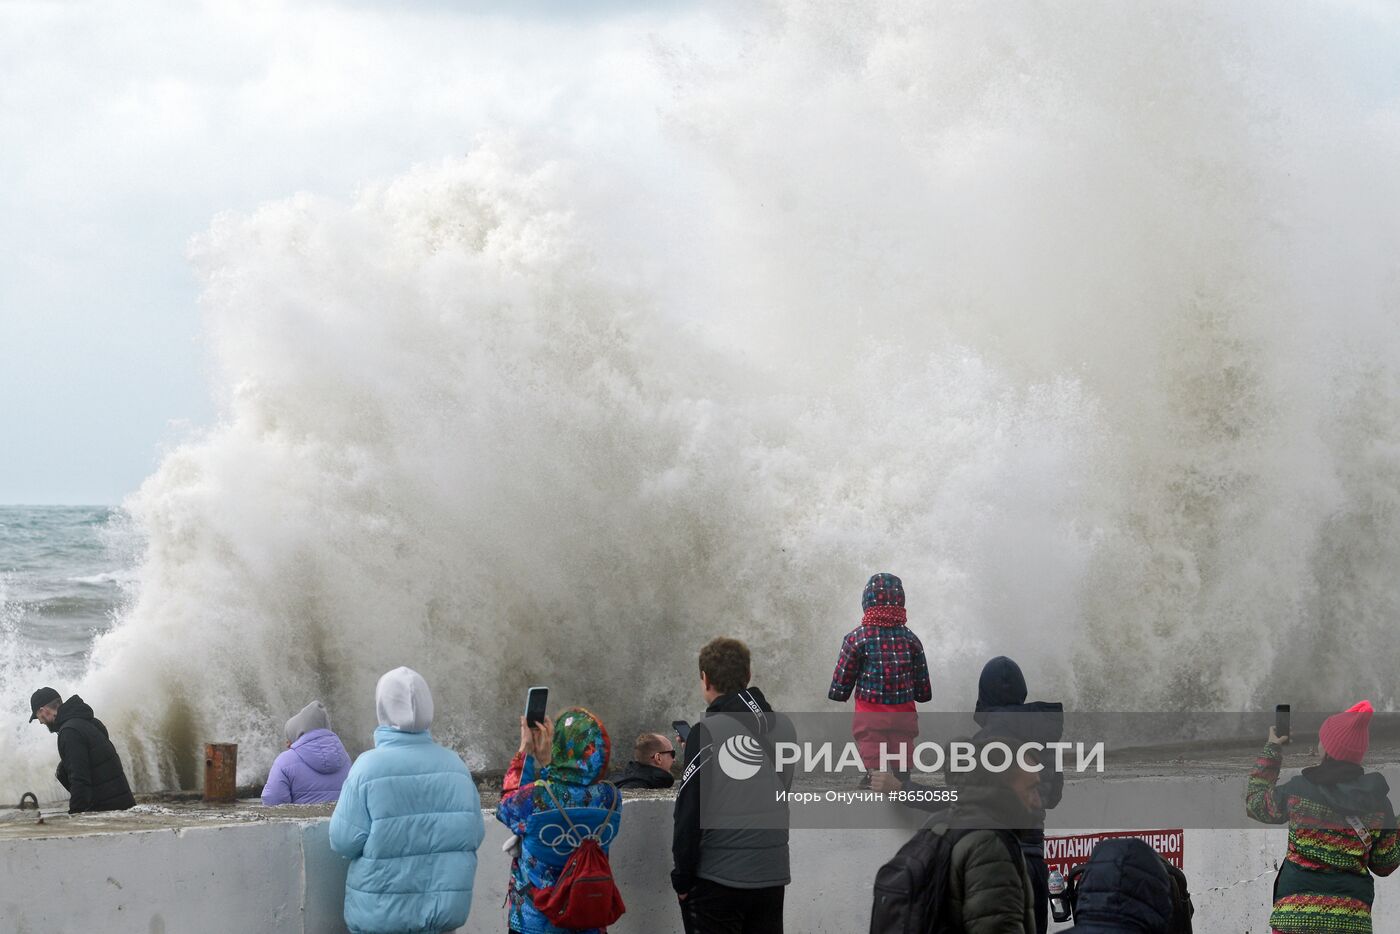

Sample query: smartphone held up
[526,686,549,727]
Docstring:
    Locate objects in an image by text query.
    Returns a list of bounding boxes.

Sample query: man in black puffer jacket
[30,686,136,813]
[1069,839,1174,933]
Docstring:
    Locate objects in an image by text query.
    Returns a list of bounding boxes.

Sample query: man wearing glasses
[29,685,135,813]
[613,732,678,790]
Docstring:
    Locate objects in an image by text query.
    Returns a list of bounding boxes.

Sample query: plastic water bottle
[1048,869,1072,923]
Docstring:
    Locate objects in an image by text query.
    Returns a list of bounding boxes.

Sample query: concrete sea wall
[4,798,1400,933]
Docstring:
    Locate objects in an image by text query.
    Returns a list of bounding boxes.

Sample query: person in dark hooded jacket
[972,656,1064,934]
[674,636,795,934]
[29,686,135,813]
[941,736,1044,933]
[1068,839,1175,933]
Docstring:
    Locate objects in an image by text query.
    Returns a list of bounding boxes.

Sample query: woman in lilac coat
[262,700,352,805]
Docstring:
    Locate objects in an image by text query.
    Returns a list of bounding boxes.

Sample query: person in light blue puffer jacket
[330,667,485,934]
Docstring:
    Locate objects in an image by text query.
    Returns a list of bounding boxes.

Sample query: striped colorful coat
[1246,742,1400,933]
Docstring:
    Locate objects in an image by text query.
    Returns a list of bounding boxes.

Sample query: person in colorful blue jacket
[329,667,485,934]
[497,706,623,934]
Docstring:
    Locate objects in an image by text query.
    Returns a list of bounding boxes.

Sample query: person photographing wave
[1246,700,1400,933]
[498,705,625,934]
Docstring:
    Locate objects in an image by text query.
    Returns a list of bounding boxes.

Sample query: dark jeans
[1025,852,1049,934]
[680,878,785,934]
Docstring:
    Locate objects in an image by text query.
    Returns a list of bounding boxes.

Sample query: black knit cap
[29,687,60,721]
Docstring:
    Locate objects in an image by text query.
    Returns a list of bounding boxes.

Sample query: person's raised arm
[503,716,531,794]
[1245,726,1291,825]
[531,716,554,774]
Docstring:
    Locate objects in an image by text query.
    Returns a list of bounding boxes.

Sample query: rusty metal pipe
[203,743,238,803]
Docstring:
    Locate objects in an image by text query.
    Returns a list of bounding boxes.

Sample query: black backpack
[1066,852,1194,934]
[1159,858,1195,934]
[870,824,1022,934]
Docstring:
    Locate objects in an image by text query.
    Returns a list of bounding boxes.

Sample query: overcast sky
[0,0,705,504]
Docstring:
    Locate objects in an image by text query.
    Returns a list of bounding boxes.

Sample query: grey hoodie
[285,700,332,745]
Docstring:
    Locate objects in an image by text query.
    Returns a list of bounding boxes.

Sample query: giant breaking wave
[5,0,1400,795]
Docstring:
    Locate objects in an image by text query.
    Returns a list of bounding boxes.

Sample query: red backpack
[530,782,626,930]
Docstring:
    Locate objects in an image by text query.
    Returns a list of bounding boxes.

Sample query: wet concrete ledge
[6,757,1400,932]
[0,794,1345,934]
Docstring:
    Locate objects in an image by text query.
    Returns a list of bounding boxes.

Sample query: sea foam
[4,1,1399,796]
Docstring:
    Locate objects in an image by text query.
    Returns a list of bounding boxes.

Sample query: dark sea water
[0,506,138,675]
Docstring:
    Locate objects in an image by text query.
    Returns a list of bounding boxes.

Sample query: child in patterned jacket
[828,572,932,777]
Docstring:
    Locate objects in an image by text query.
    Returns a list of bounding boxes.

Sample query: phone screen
[1276,704,1291,738]
[526,686,549,726]
[673,719,691,743]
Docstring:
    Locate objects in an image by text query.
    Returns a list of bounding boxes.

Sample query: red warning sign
[1043,829,1185,876]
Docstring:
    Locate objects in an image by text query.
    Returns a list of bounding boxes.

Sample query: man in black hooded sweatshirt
[29,686,135,813]
[673,636,795,934]
[972,656,1064,934]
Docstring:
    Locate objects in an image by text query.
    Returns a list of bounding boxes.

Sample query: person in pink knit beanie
[1246,699,1400,934]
